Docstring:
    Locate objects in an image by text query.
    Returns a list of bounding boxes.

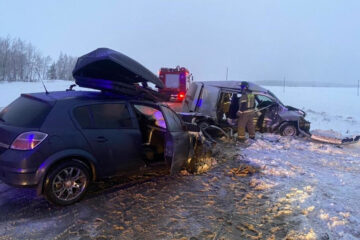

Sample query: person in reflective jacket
[237,82,256,141]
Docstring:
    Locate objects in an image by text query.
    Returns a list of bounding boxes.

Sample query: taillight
[10,132,48,150]
[178,92,185,100]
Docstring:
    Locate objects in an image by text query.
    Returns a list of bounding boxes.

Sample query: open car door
[161,106,191,174]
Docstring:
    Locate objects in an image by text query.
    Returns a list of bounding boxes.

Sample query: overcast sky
[0,0,359,84]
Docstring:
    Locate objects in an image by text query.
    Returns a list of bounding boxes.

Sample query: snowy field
[267,86,360,136]
[0,80,91,110]
[0,81,358,136]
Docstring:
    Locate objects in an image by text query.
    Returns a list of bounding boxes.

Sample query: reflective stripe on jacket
[239,93,255,112]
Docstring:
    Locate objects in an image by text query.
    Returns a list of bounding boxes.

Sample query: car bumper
[0,148,42,187]
[169,94,183,102]
[0,165,38,187]
[298,118,311,135]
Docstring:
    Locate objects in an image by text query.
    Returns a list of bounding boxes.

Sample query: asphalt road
[0,141,302,240]
[162,101,183,112]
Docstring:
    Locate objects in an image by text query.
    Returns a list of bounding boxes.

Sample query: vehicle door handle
[96,136,108,143]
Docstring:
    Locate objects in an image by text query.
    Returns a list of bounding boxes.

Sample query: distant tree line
[0,36,77,82]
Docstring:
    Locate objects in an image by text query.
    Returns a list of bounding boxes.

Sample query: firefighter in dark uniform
[237,82,256,141]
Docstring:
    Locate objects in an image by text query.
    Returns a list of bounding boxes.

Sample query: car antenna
[40,79,49,95]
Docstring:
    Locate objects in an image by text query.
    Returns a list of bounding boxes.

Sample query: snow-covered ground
[0,81,359,239]
[235,134,360,239]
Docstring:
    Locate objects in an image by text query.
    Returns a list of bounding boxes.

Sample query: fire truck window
[165,74,180,88]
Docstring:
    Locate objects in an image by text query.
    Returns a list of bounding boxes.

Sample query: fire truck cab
[159,66,192,102]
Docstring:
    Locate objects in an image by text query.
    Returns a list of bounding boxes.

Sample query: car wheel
[44,160,90,206]
[281,124,298,136]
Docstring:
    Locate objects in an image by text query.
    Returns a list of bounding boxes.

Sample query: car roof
[197,81,269,93]
[21,90,158,105]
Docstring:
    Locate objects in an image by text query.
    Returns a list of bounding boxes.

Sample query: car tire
[44,160,90,206]
[280,123,298,136]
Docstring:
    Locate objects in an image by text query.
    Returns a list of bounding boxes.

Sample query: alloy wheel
[52,167,87,202]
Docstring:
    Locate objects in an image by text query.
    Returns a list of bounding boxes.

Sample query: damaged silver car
[181,81,311,137]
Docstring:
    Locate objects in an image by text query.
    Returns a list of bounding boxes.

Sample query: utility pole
[226,67,228,81]
[283,76,286,93]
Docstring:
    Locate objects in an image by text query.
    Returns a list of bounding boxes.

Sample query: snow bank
[266,86,360,135]
[0,80,95,109]
[0,80,72,106]
[267,86,359,119]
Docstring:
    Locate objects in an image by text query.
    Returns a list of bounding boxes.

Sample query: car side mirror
[184,122,201,132]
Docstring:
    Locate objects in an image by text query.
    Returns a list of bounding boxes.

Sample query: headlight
[298,110,306,117]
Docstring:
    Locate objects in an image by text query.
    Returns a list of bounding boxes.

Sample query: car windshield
[267,91,284,105]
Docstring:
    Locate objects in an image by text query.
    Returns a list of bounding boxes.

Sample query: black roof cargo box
[72,48,164,90]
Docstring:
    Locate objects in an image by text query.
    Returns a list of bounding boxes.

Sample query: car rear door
[73,102,145,177]
[197,85,221,121]
[161,106,191,174]
[183,82,203,112]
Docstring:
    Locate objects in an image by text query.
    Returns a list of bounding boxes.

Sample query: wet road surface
[1,136,359,239]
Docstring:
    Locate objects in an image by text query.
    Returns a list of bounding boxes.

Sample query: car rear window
[0,96,52,128]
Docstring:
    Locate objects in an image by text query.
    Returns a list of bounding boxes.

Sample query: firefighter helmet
[240,81,249,92]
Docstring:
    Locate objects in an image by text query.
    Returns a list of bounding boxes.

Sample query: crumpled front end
[298,117,311,135]
[185,131,215,174]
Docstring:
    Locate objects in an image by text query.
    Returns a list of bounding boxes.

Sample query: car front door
[73,102,145,177]
[161,106,191,174]
[254,94,280,131]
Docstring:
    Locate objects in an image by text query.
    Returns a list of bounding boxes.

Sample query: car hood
[285,105,306,117]
[73,48,164,89]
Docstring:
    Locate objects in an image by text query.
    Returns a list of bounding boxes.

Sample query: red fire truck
[158,66,193,101]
